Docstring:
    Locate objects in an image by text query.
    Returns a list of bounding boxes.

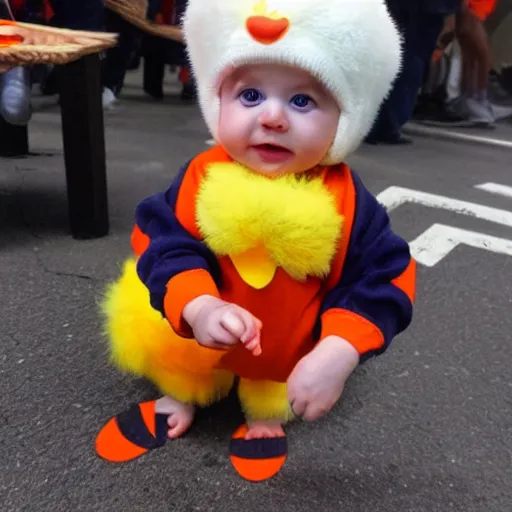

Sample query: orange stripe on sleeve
[131,224,150,257]
[320,308,385,355]
[391,258,416,303]
[164,268,221,338]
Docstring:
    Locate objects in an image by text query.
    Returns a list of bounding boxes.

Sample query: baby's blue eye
[240,88,263,106]
[292,94,314,109]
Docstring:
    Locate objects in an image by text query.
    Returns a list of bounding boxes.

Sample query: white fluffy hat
[183,0,402,165]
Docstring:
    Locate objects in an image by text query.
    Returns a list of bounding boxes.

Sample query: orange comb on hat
[246,15,289,45]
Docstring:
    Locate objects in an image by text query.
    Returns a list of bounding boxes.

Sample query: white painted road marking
[409,224,512,267]
[377,186,512,228]
[475,182,512,199]
[377,185,512,266]
[404,122,512,150]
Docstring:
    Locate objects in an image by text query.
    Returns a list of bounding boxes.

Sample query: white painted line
[205,138,216,146]
[475,182,512,199]
[377,186,512,228]
[409,223,512,267]
[404,123,512,150]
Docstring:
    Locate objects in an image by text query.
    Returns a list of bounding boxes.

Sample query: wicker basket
[104,0,183,42]
[0,22,117,66]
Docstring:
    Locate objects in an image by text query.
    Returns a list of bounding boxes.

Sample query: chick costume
[96,0,416,481]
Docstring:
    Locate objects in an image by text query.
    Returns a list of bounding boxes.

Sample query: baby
[96,0,416,481]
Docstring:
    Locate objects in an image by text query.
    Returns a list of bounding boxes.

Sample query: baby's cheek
[301,131,329,158]
[311,123,337,155]
[219,106,243,144]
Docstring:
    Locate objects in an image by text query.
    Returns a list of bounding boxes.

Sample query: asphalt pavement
[1,74,511,512]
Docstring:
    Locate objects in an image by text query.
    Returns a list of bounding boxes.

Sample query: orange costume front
[102,146,415,418]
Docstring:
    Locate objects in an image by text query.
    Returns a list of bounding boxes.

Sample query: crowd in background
[1,0,511,144]
[367,0,512,145]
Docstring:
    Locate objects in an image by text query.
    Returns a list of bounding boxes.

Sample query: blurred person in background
[102,0,195,108]
[366,0,462,144]
[415,0,510,126]
[142,0,195,102]
[0,0,33,125]
[449,0,500,124]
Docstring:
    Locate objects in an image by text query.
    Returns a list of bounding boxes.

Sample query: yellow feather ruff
[238,378,295,422]
[101,262,310,418]
[196,162,343,281]
[100,259,234,406]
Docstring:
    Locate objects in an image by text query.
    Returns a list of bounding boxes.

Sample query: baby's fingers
[238,313,262,355]
[219,310,245,338]
[244,335,262,356]
[238,311,260,342]
[219,307,262,355]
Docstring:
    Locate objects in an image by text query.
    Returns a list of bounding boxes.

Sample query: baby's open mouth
[251,144,293,164]
[254,143,292,153]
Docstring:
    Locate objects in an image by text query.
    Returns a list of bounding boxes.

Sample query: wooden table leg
[57,53,109,239]
[0,114,29,157]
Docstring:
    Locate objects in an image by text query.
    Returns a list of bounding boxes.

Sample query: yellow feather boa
[196,162,343,280]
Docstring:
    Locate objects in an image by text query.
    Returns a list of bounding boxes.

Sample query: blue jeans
[367,5,444,140]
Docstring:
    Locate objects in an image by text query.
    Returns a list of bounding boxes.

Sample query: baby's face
[218,64,340,176]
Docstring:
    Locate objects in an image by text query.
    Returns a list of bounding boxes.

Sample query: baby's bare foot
[245,419,285,440]
[155,396,195,439]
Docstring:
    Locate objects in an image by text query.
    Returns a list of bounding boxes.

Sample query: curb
[404,122,512,150]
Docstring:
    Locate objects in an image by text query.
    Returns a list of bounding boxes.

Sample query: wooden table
[0,53,109,239]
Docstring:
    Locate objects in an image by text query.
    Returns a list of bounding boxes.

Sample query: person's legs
[102,10,141,99]
[147,0,164,20]
[37,0,105,96]
[366,4,413,143]
[399,12,444,127]
[20,0,46,22]
[50,0,104,31]
[142,34,167,99]
[456,5,495,124]
[0,66,32,125]
[446,41,464,103]
[367,4,445,143]
[458,19,490,95]
[0,3,32,125]
[471,18,492,94]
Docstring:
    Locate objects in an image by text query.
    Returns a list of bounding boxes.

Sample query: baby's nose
[259,104,289,131]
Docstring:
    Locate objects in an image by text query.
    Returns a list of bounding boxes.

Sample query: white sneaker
[491,102,512,121]
[465,96,495,126]
[102,87,117,109]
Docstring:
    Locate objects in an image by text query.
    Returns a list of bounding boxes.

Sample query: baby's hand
[287,336,359,421]
[183,295,262,355]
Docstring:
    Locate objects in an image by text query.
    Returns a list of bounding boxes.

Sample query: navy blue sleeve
[135,163,222,316]
[319,170,415,361]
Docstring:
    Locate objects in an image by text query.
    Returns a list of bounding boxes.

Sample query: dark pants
[103,0,166,95]
[367,4,444,141]
[102,10,141,95]
[49,0,104,31]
